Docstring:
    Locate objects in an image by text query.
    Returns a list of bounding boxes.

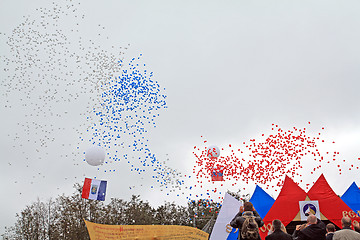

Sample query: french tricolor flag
[81,178,107,201]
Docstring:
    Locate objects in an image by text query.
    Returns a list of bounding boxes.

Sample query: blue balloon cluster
[80,54,171,182]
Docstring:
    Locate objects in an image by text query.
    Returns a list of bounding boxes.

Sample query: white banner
[299,200,320,221]
[210,193,243,240]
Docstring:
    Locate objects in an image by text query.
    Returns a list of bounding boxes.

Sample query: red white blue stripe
[82,178,107,201]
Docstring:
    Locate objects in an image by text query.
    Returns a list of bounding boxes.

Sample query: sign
[84,219,209,240]
[299,200,320,221]
[209,193,243,240]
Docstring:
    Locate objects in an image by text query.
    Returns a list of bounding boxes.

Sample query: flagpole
[89,199,92,222]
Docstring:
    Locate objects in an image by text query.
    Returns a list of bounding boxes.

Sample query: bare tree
[100,198,128,225]
[124,195,155,225]
[2,183,225,239]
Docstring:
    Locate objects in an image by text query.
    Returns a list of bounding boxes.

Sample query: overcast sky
[1,0,360,235]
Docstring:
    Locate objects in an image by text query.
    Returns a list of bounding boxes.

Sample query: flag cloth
[211,170,224,181]
[82,178,107,201]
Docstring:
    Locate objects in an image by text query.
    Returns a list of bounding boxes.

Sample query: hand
[239,206,244,213]
[295,225,301,231]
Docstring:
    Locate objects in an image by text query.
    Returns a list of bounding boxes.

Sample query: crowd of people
[229,202,360,240]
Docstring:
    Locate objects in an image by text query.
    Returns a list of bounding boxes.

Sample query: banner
[84,219,209,240]
[209,192,242,240]
[299,200,320,221]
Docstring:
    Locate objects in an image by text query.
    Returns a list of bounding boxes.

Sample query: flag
[82,178,107,201]
[211,170,224,181]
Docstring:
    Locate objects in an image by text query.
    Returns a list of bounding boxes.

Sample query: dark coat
[230,210,264,240]
[293,219,326,240]
[325,232,334,240]
[265,229,293,240]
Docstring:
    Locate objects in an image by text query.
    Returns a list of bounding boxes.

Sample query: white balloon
[85,146,106,166]
[207,145,220,158]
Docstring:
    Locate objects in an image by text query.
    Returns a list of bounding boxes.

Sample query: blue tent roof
[341,182,360,214]
[249,185,275,219]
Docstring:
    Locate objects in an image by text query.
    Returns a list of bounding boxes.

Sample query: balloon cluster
[188,199,222,221]
[81,55,167,170]
[1,0,126,189]
[192,123,360,194]
[1,0,181,193]
[1,0,125,161]
[78,54,186,192]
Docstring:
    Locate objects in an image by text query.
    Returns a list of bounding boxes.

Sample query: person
[354,220,360,233]
[333,217,360,240]
[280,222,287,234]
[265,219,293,240]
[292,214,326,240]
[267,221,288,235]
[230,202,264,240]
[325,223,336,240]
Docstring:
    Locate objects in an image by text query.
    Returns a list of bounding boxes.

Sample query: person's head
[243,202,254,211]
[341,217,352,228]
[307,215,317,225]
[326,223,335,233]
[272,219,282,231]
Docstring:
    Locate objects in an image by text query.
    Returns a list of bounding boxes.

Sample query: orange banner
[84,219,209,240]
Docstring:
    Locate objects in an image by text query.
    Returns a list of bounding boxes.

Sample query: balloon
[207,145,220,158]
[85,146,106,166]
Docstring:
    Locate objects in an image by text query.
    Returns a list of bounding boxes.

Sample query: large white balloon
[85,146,106,166]
[207,145,220,158]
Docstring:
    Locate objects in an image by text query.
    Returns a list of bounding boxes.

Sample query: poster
[299,200,320,221]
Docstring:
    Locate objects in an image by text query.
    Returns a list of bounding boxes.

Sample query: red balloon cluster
[192,123,359,190]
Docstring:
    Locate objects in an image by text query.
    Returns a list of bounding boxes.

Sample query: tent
[249,185,275,219]
[306,174,360,229]
[341,182,360,215]
[260,174,360,239]
[260,176,307,239]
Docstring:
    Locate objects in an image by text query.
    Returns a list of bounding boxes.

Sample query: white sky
[1,0,360,235]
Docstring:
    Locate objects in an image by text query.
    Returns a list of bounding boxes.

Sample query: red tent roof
[260,176,307,238]
[307,174,360,228]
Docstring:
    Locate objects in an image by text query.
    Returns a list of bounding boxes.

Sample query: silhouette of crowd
[230,201,360,240]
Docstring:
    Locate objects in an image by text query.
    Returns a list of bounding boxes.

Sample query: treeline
[2,183,245,240]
